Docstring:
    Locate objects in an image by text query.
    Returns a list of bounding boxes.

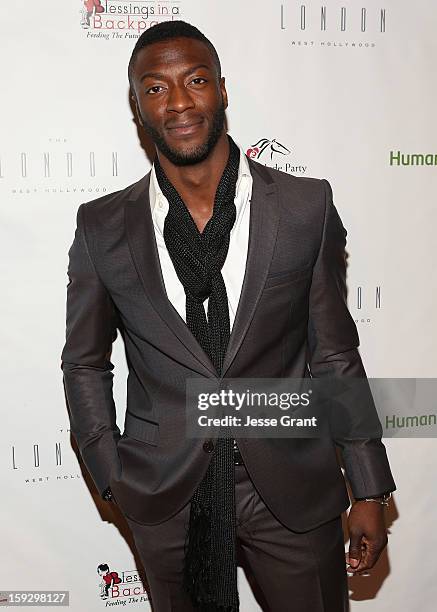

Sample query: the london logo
[280,4,386,33]
[280,3,387,50]
[1,138,121,196]
[80,0,182,38]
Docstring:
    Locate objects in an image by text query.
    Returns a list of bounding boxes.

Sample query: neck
[155,131,231,203]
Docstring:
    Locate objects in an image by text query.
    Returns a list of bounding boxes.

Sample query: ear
[220,76,228,110]
[131,92,144,127]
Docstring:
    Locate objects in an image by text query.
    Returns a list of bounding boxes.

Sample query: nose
[166,84,195,114]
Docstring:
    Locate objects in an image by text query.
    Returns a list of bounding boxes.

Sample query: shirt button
[203,440,214,453]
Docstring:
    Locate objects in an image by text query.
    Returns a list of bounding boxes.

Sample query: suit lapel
[124,158,280,380]
[221,160,280,377]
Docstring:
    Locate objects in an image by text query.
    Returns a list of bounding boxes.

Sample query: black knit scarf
[154,135,240,611]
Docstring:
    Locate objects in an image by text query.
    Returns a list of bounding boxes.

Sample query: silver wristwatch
[359,492,392,506]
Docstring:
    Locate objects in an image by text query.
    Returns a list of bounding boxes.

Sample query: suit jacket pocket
[264,265,313,290]
[123,411,159,446]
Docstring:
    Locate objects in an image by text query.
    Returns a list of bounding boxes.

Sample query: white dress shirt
[149,144,253,333]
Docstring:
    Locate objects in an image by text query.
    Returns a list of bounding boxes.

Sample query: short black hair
[128,20,221,89]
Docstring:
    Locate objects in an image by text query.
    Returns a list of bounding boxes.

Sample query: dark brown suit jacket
[61,156,396,530]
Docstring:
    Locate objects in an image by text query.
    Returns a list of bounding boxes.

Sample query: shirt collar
[149,140,252,229]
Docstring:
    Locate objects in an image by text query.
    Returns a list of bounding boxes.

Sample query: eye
[146,85,165,95]
[190,77,207,85]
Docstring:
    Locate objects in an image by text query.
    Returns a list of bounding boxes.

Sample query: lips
[166,118,204,137]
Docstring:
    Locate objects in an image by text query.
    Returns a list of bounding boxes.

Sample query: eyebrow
[139,63,212,82]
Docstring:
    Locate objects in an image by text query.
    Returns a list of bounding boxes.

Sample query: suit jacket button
[203,440,214,453]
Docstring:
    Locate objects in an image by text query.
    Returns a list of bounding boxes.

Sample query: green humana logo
[390,150,437,166]
[385,413,437,429]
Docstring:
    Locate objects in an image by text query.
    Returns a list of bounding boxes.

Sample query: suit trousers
[124,462,349,612]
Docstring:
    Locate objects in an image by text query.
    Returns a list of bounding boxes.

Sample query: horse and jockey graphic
[246,138,291,161]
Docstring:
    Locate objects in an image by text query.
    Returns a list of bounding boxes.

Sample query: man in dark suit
[61,20,396,612]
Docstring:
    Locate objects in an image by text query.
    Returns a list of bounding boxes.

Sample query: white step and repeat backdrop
[1,1,436,610]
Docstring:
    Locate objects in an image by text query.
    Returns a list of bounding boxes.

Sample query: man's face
[130,37,228,166]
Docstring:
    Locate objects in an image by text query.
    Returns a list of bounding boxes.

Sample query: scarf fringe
[182,497,213,603]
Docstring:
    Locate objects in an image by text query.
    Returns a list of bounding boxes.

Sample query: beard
[139,100,226,167]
